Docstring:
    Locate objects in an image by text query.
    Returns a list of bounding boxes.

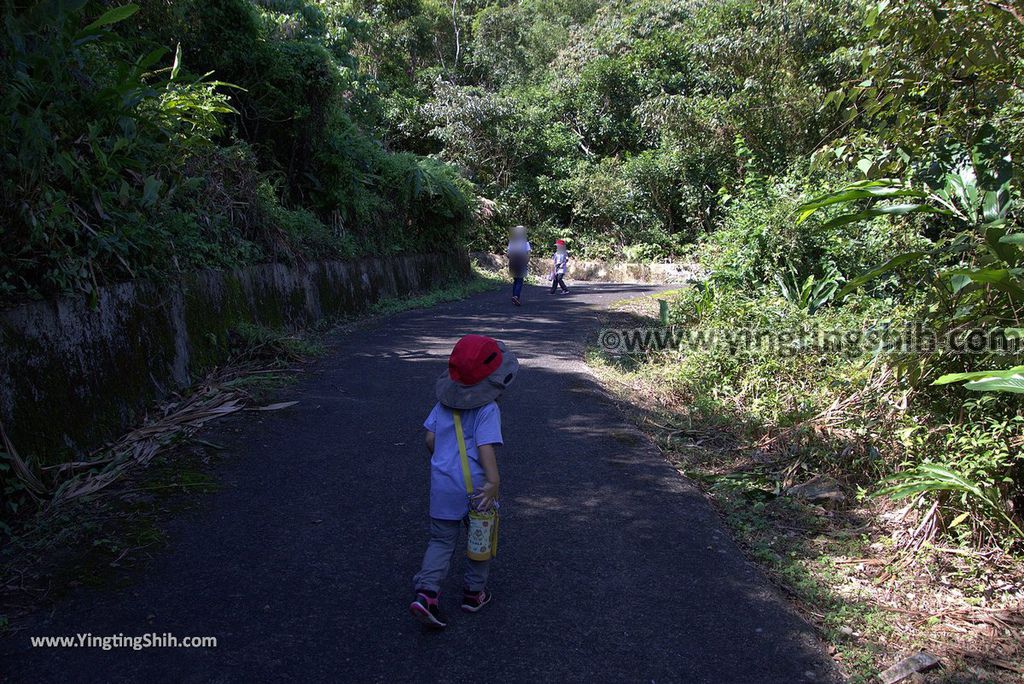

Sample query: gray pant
[413,517,490,593]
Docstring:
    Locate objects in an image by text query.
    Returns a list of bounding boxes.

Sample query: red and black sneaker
[409,590,447,628]
[460,589,493,613]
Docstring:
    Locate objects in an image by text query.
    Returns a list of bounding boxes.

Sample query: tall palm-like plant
[797,152,1022,392]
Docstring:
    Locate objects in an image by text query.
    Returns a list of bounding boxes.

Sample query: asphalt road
[1,281,839,683]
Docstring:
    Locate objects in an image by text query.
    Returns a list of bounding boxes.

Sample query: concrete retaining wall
[0,252,469,464]
[471,252,700,284]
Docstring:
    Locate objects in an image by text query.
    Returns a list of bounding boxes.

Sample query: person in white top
[506,225,531,306]
[549,239,569,294]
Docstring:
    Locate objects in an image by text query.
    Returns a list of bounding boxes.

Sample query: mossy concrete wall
[470,252,700,284]
[0,252,469,465]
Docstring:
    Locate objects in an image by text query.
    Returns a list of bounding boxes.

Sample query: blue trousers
[512,277,524,298]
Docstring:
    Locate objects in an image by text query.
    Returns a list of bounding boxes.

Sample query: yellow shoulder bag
[453,410,499,561]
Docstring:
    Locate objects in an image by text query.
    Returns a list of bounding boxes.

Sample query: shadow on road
[1,282,838,683]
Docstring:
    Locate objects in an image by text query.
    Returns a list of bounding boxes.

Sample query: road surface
[1,282,838,683]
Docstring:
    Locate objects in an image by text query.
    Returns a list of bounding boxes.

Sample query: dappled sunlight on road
[1,282,838,683]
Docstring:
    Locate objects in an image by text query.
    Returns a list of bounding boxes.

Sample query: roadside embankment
[0,252,469,463]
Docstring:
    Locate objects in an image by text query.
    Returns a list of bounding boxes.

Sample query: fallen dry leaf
[251,401,299,412]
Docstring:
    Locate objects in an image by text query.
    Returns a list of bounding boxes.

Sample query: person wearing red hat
[409,335,519,628]
[549,239,570,295]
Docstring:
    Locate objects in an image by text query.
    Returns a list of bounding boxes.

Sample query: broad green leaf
[982,190,1008,224]
[795,181,928,223]
[837,251,926,297]
[823,203,949,231]
[933,366,1024,385]
[865,5,878,26]
[943,267,1024,301]
[943,267,1011,284]
[999,233,1024,244]
[80,4,139,34]
[137,47,167,71]
[874,462,1023,538]
[141,176,162,207]
[964,374,1024,393]
[949,274,972,294]
[986,224,1019,264]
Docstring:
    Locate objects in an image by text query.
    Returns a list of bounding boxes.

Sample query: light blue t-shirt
[423,401,503,520]
[553,251,568,274]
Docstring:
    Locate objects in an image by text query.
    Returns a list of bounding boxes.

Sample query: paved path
[2,282,837,683]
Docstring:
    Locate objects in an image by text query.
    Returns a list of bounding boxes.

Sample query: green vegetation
[649,0,1024,552]
[3,0,1023,666]
[0,0,474,305]
[348,0,862,256]
[1,0,868,297]
[369,265,503,315]
[590,287,1022,678]
[344,0,1020,555]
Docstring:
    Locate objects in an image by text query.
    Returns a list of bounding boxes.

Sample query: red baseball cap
[448,335,504,386]
[555,239,566,246]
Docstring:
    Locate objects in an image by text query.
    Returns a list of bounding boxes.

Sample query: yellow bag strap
[453,410,474,495]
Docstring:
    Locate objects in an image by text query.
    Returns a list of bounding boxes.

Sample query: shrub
[0,0,476,305]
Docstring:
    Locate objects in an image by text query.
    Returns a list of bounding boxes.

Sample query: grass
[707,471,892,682]
[370,267,502,316]
[586,291,1024,683]
[589,351,906,682]
[234,322,327,360]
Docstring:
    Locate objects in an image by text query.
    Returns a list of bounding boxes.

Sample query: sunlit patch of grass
[371,271,500,315]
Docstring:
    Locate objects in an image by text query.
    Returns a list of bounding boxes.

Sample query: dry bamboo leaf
[250,401,298,411]
[0,418,46,496]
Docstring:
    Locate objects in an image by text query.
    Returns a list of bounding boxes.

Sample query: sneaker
[409,591,447,628]
[512,296,521,306]
[460,589,493,613]
[559,288,569,295]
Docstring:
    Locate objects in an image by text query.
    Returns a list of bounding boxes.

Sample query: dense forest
[1,0,890,302]
[3,0,1024,563]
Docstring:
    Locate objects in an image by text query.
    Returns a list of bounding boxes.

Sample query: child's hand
[472,480,500,511]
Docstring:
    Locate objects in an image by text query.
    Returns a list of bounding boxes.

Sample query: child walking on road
[549,239,569,294]
[410,335,519,628]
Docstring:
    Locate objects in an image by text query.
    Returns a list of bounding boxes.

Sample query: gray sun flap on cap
[435,341,519,410]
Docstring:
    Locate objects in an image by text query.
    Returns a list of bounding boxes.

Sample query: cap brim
[435,344,519,410]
